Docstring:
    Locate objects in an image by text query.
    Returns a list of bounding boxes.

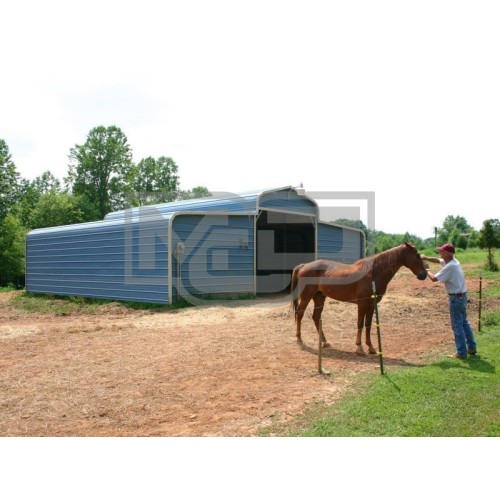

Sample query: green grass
[260,328,500,437]
[260,249,500,437]
[318,336,497,437]
[9,291,193,315]
[6,290,257,316]
[454,247,492,265]
[483,310,500,328]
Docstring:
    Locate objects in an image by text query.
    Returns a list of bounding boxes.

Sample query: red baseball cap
[437,243,455,254]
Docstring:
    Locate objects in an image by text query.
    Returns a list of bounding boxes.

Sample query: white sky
[1,0,499,238]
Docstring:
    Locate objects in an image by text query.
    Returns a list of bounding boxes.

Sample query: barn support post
[371,281,385,376]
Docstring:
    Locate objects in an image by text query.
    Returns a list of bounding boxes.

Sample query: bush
[0,215,27,287]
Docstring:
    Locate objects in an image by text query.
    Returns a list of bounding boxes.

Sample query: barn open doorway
[256,210,316,294]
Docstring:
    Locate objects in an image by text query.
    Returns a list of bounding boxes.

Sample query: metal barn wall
[258,189,317,216]
[171,213,255,299]
[26,187,365,304]
[317,223,364,263]
[26,215,171,304]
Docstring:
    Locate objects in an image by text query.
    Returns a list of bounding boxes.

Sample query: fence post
[318,319,323,374]
[478,273,482,333]
[372,281,385,375]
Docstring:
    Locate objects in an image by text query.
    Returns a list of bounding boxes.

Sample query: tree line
[0,126,208,287]
[335,216,500,271]
[1,126,499,288]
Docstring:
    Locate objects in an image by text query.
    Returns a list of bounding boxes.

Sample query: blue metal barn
[26,187,365,304]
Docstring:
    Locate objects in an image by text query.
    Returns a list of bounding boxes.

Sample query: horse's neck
[372,247,404,290]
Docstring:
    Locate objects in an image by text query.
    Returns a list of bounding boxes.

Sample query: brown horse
[291,242,428,355]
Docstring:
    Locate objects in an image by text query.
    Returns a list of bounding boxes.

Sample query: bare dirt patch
[0,270,491,436]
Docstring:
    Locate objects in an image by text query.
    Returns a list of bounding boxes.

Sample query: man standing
[422,243,477,359]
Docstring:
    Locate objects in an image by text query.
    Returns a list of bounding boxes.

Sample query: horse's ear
[404,241,410,247]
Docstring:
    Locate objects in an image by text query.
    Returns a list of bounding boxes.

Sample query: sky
[1,0,499,239]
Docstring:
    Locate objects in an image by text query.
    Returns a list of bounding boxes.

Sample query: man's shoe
[468,349,477,355]
[447,353,467,360]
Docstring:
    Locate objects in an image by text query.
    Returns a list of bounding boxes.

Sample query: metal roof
[104,186,318,221]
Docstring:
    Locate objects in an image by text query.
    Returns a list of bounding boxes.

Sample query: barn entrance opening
[256,210,315,294]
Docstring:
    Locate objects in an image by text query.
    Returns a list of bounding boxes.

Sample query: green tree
[66,125,133,219]
[467,229,480,248]
[478,219,500,271]
[438,215,473,248]
[374,232,396,252]
[130,156,180,205]
[177,186,211,200]
[16,171,62,226]
[0,214,27,287]
[71,194,102,223]
[29,191,90,229]
[31,170,61,193]
[0,138,20,220]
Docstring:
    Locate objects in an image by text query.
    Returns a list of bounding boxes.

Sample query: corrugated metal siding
[259,189,317,216]
[317,223,364,263]
[171,214,254,298]
[26,215,171,304]
[25,187,366,304]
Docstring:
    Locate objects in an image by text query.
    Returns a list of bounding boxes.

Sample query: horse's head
[402,242,427,280]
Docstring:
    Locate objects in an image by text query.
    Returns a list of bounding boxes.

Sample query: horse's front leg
[356,306,366,355]
[364,306,377,355]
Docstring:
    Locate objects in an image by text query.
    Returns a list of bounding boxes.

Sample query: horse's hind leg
[295,294,312,346]
[312,292,330,348]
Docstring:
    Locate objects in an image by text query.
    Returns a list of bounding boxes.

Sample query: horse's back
[298,259,356,277]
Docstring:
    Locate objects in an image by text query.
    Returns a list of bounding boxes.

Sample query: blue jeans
[449,293,476,356]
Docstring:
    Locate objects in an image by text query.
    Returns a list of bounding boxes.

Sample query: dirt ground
[0,268,492,436]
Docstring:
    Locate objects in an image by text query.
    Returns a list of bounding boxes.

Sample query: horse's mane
[356,245,404,278]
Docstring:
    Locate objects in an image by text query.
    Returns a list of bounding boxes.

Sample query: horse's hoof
[356,349,366,356]
[368,348,377,355]
[322,342,331,348]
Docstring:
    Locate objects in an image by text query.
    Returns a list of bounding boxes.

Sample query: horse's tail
[290,263,305,322]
